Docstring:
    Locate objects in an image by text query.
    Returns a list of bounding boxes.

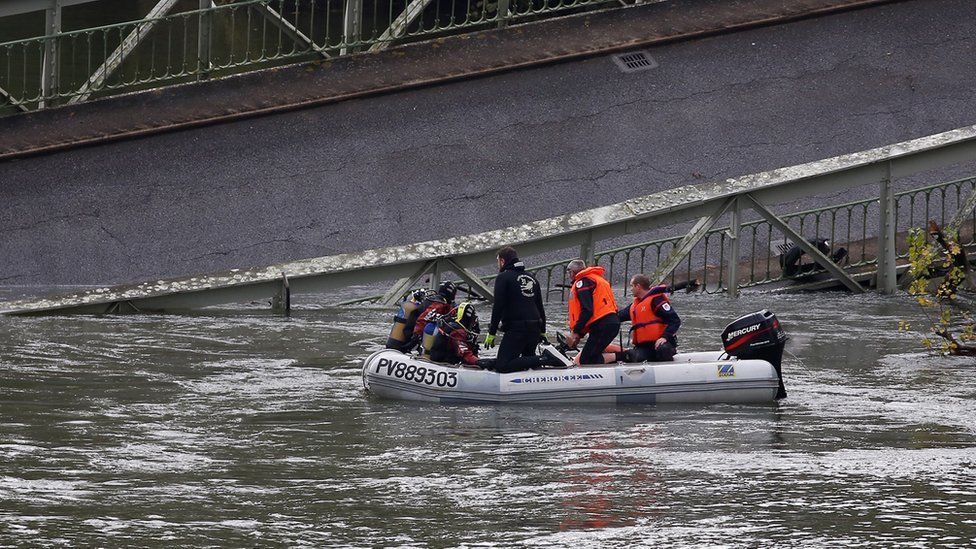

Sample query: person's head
[438,281,458,301]
[815,238,831,255]
[567,259,587,280]
[629,274,652,296]
[410,288,431,302]
[496,246,518,271]
[454,301,479,333]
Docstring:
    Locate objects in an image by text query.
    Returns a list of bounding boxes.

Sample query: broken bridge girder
[0,84,30,112]
[252,2,331,59]
[5,125,976,316]
[650,197,736,285]
[742,194,865,294]
[66,0,330,106]
[271,272,291,315]
[443,258,495,303]
[378,260,438,307]
[67,0,182,105]
[105,300,142,314]
[376,258,495,308]
[367,0,436,53]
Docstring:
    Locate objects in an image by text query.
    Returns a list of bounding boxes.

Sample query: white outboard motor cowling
[722,310,788,399]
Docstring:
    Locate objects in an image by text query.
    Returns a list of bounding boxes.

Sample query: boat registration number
[374,357,458,388]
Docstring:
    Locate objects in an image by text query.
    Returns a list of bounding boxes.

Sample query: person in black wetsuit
[780,238,848,277]
[482,246,566,373]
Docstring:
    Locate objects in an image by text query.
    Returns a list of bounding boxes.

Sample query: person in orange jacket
[564,259,621,365]
[615,274,680,362]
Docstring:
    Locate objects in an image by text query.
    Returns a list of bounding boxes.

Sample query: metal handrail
[340,175,976,305]
[0,0,638,110]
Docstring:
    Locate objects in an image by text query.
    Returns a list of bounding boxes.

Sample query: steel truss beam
[253,3,330,59]
[0,85,30,112]
[651,198,735,284]
[443,258,495,303]
[67,0,181,105]
[743,194,865,293]
[379,260,438,306]
[377,259,495,307]
[367,0,436,53]
[5,125,976,315]
[948,186,976,235]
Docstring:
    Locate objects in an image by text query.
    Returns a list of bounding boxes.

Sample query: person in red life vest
[429,301,482,366]
[410,281,458,350]
[616,274,680,362]
[564,259,621,365]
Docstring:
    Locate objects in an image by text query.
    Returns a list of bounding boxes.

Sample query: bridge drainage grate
[611,51,658,73]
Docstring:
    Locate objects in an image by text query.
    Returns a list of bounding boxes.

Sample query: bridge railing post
[727,197,741,298]
[342,0,362,55]
[580,232,595,266]
[197,0,212,79]
[496,0,511,28]
[40,0,62,108]
[876,161,898,294]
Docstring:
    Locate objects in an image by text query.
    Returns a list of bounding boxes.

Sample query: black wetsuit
[780,238,847,277]
[485,259,548,373]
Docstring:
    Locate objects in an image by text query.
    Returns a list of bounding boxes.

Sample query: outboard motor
[722,310,788,399]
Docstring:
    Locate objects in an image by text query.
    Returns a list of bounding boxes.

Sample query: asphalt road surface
[2,0,975,286]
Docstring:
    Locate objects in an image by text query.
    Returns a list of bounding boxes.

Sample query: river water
[1,290,974,547]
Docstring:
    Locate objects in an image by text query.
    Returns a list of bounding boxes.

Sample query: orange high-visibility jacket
[568,266,617,334]
[629,287,671,344]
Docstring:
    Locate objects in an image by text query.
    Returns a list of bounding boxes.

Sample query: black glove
[408,334,422,353]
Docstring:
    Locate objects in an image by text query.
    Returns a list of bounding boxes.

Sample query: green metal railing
[349,176,976,305]
[587,176,976,297]
[0,0,639,111]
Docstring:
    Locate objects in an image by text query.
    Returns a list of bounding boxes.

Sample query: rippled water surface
[1,291,975,547]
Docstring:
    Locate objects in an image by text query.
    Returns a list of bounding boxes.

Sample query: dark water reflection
[1,291,975,546]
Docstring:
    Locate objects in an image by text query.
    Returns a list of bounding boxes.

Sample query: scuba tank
[429,317,461,363]
[421,321,439,358]
[385,289,432,352]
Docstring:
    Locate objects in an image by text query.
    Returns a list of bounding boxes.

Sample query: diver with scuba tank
[429,302,483,366]
[385,281,458,353]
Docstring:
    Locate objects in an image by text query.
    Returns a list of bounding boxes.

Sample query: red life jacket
[568,266,617,334]
[630,285,670,344]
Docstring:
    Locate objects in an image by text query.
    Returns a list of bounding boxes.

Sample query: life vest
[568,266,618,334]
[630,285,670,345]
[386,291,429,347]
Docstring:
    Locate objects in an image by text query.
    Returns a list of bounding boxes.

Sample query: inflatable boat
[362,310,788,405]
